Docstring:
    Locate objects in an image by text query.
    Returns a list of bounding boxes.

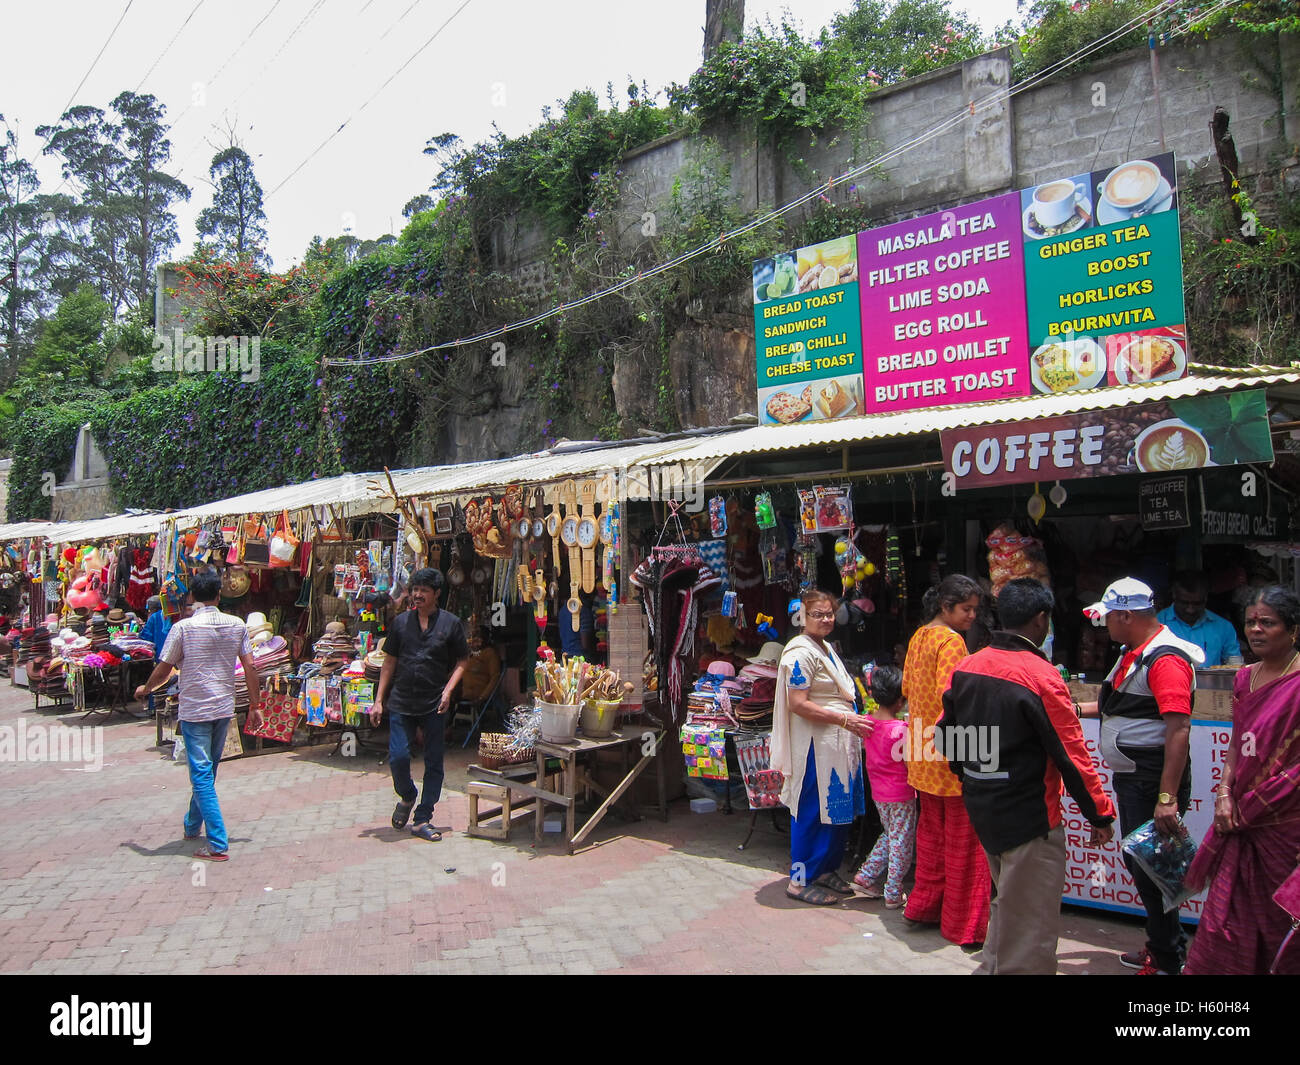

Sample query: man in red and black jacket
[938,578,1115,975]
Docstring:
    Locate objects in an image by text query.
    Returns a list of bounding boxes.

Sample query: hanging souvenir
[754,491,776,530]
[797,489,818,536]
[814,485,854,533]
[708,496,727,538]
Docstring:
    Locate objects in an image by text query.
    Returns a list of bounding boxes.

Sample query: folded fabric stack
[111,632,157,660]
[736,676,776,730]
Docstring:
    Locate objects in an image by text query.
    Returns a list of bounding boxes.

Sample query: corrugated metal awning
[177,472,393,520]
[42,512,175,544]
[387,437,729,500]
[641,374,1300,465]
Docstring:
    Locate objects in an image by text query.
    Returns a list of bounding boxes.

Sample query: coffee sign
[1139,476,1190,530]
[752,152,1188,418]
[941,389,1274,490]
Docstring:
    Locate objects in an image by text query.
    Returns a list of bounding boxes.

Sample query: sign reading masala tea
[940,389,1274,490]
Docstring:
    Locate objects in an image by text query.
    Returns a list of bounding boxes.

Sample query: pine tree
[196,145,268,266]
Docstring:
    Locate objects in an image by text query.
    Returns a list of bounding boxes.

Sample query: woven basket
[478,732,533,769]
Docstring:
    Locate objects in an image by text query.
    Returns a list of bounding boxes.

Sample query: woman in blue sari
[771,589,873,904]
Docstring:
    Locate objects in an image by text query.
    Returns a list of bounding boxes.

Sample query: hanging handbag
[1270,862,1300,974]
[269,510,300,569]
[242,514,271,567]
[318,504,344,542]
[244,681,298,743]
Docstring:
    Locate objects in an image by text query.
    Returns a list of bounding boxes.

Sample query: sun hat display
[221,565,250,598]
[746,641,785,665]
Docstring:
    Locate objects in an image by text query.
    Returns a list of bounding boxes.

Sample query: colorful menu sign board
[940,389,1275,490]
[753,236,864,425]
[753,152,1188,422]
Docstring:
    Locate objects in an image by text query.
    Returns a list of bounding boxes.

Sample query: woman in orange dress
[902,574,990,946]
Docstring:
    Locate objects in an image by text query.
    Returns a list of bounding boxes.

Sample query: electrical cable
[60,0,135,118]
[167,1,285,132]
[134,0,206,94]
[173,0,329,186]
[266,0,473,198]
[323,0,1241,367]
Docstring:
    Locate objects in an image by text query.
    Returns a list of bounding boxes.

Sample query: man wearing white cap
[1083,577,1203,975]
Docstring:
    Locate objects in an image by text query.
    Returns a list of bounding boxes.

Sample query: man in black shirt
[370,568,469,841]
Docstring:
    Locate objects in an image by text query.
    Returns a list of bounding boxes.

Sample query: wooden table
[468,725,668,854]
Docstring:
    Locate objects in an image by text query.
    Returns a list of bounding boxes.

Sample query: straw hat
[365,649,387,670]
[221,565,250,598]
[106,608,127,624]
[746,641,785,665]
[324,620,348,637]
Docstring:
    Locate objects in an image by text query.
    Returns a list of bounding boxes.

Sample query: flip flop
[193,849,228,862]
[786,883,840,905]
[814,871,856,895]
[411,822,442,841]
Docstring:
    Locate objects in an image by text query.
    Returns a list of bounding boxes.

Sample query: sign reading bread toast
[753,236,864,425]
[753,151,1187,419]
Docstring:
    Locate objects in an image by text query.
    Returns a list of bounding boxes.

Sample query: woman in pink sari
[1184,585,1300,975]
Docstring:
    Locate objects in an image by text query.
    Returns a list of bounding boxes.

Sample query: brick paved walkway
[0,683,1146,974]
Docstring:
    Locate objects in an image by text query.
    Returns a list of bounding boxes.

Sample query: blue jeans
[180,717,231,853]
[388,711,445,825]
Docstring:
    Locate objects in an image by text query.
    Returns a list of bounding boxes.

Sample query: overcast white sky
[2,0,1023,269]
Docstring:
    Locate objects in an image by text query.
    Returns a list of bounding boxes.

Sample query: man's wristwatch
[1157,792,1176,805]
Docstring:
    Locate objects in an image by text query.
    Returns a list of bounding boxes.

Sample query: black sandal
[814,871,856,895]
[786,883,841,905]
[411,822,442,841]
[391,800,414,830]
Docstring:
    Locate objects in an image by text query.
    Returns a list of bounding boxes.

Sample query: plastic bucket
[580,699,620,738]
[537,699,580,743]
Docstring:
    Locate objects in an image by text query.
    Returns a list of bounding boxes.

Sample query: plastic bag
[1120,817,1199,912]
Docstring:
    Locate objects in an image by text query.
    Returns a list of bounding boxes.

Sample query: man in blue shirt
[138,596,173,716]
[1157,571,1240,666]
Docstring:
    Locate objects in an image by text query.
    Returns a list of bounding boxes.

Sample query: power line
[174,0,329,185]
[224,0,328,114]
[60,0,135,117]
[167,1,285,132]
[267,0,474,199]
[323,0,1237,366]
[134,0,206,94]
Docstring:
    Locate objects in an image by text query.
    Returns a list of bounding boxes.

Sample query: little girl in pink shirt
[854,666,917,907]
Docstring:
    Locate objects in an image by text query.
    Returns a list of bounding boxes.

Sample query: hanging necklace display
[601,500,619,610]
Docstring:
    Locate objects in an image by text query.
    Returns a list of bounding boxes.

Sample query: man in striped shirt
[136,572,261,861]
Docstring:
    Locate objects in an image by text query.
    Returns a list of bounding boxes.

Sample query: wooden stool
[467,781,534,840]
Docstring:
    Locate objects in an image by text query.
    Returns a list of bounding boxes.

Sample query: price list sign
[858,194,1029,413]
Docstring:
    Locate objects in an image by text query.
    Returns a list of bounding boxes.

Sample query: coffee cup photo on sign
[1092,155,1177,225]
[1020,170,1093,239]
